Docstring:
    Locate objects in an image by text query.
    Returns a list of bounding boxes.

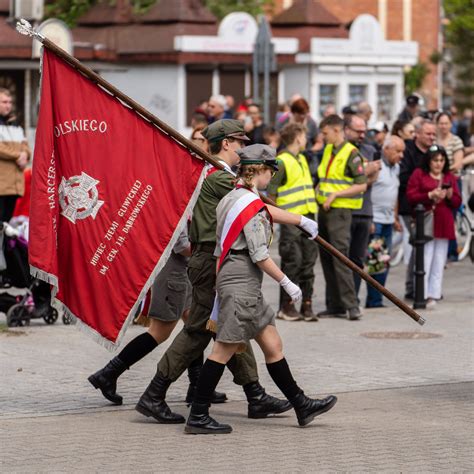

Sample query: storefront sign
[174,11,298,55]
[305,15,417,66]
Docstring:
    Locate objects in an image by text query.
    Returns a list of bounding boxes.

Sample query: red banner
[30,49,205,348]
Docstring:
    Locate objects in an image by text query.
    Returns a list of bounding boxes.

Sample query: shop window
[349,84,367,104]
[377,84,395,122]
[319,84,338,117]
[185,67,213,127]
[219,67,246,117]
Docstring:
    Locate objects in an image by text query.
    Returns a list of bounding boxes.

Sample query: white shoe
[426,298,437,309]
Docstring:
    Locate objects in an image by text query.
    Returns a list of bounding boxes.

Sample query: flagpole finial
[16,18,44,41]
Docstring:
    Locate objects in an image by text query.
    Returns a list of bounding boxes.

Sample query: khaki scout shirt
[189,164,234,244]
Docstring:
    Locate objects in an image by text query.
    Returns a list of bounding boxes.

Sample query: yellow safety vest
[316,142,363,210]
[276,151,317,215]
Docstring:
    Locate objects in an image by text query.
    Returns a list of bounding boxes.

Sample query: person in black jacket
[398,95,420,122]
[398,119,436,299]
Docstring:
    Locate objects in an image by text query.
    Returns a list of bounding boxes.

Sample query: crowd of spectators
[190,92,474,314]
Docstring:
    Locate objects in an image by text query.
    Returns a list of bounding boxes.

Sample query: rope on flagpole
[16,19,425,327]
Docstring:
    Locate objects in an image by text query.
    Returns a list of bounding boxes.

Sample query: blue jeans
[366,223,393,308]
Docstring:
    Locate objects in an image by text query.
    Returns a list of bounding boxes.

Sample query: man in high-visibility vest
[268,123,319,322]
[316,114,367,320]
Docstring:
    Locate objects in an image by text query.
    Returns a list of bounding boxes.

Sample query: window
[377,84,395,122]
[185,67,213,126]
[349,84,367,104]
[319,84,338,117]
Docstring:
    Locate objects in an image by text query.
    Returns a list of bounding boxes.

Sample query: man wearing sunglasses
[398,119,436,300]
[344,115,381,301]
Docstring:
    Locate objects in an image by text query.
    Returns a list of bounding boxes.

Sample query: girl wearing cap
[185,144,337,435]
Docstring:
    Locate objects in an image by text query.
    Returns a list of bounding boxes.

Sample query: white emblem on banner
[59,172,104,223]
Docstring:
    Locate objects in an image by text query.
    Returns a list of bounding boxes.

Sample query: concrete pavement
[0,256,473,472]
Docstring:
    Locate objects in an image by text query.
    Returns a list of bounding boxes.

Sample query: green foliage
[429,50,442,65]
[443,0,474,109]
[44,0,155,27]
[45,0,274,26]
[203,0,274,19]
[44,0,95,26]
[404,62,430,96]
[132,0,156,14]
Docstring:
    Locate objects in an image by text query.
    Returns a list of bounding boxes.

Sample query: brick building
[1,0,422,140]
[274,0,442,109]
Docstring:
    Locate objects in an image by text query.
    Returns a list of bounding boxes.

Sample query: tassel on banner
[205,318,217,333]
[134,313,151,327]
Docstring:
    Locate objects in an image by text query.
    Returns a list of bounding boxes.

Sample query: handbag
[409,209,434,244]
[409,175,444,244]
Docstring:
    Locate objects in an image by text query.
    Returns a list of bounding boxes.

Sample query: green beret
[202,119,250,143]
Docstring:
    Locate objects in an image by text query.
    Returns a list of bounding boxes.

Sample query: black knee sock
[266,358,302,401]
[194,359,225,405]
[116,332,158,368]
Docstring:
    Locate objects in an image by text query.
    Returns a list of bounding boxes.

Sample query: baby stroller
[0,223,70,327]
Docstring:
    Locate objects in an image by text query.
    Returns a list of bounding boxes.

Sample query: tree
[203,0,273,19]
[443,0,474,109]
[404,62,430,96]
[44,0,156,27]
[45,0,94,26]
[45,0,273,26]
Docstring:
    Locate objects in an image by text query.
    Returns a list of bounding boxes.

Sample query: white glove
[279,275,302,304]
[3,223,19,238]
[299,215,318,239]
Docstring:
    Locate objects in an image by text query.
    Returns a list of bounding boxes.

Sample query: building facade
[1,0,423,144]
[275,0,442,109]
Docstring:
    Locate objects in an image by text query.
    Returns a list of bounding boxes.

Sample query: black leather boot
[184,403,232,434]
[244,382,292,419]
[290,392,337,427]
[135,373,185,424]
[185,362,228,406]
[88,357,128,405]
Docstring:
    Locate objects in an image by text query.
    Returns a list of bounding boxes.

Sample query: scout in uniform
[135,120,320,424]
[316,114,367,320]
[88,229,226,408]
[267,123,319,322]
[185,144,337,434]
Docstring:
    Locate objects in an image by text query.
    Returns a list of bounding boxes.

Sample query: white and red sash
[208,189,267,332]
[217,191,265,271]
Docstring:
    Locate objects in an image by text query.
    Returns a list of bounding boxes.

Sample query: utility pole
[252,15,277,124]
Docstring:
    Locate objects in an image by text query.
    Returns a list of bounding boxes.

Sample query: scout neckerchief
[206,186,268,333]
[206,160,236,178]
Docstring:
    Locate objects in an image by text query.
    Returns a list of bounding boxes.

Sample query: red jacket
[407,169,461,240]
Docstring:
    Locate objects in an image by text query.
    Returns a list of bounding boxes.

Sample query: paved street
[0,254,473,472]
